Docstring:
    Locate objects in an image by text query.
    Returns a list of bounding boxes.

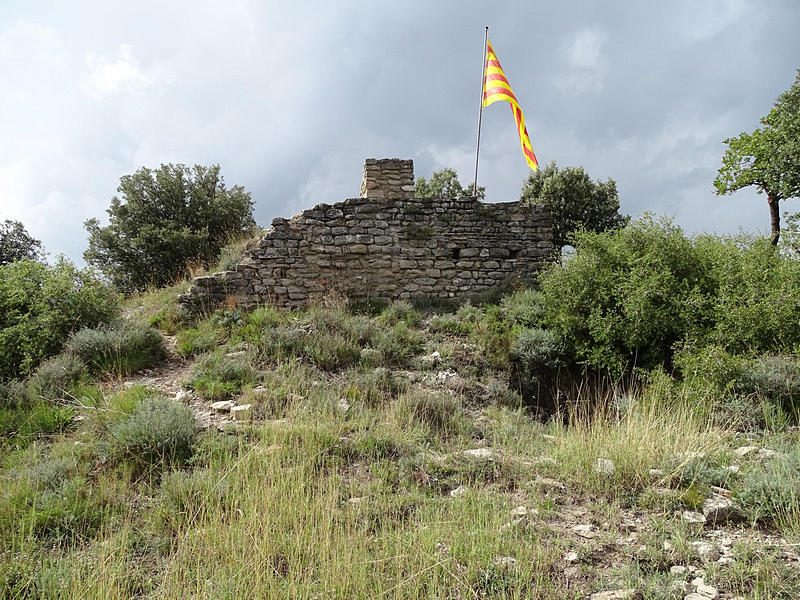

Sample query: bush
[67,322,165,376]
[0,258,120,380]
[737,354,800,417]
[84,163,257,292]
[377,301,421,327]
[111,396,198,466]
[186,352,258,399]
[27,353,88,400]
[501,289,546,327]
[510,328,565,372]
[539,216,800,374]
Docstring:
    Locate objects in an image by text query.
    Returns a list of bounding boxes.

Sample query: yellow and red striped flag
[482,40,539,171]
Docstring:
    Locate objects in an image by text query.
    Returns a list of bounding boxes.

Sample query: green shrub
[303,333,361,371]
[373,323,424,366]
[737,451,800,526]
[377,301,421,327]
[511,328,565,372]
[539,216,800,374]
[27,353,88,400]
[737,354,800,417]
[186,352,258,399]
[0,379,30,410]
[67,322,165,376]
[111,396,198,466]
[0,258,120,380]
[502,289,546,327]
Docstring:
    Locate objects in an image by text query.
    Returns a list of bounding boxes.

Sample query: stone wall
[180,158,553,310]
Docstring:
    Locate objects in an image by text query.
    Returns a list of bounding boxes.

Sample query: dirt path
[116,336,232,430]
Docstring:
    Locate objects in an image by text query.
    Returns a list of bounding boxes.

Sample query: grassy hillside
[1,284,799,598]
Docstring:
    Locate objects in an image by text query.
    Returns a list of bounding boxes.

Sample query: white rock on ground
[564,551,579,563]
[174,389,193,403]
[589,590,643,600]
[682,511,707,525]
[210,400,235,413]
[449,485,468,498]
[493,556,518,568]
[462,448,498,460]
[733,445,759,458]
[573,524,596,538]
[669,565,688,575]
[594,458,615,475]
[231,404,252,421]
[691,541,720,565]
[702,496,741,524]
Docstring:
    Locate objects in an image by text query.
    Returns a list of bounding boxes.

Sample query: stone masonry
[180,158,553,310]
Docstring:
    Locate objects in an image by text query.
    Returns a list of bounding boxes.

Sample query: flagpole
[473,26,488,198]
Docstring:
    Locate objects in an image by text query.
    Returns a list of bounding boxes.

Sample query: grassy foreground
[2,294,799,599]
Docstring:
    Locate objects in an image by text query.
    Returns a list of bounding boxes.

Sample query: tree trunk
[768,192,781,246]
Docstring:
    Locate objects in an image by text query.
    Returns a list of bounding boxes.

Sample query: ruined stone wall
[180,159,553,310]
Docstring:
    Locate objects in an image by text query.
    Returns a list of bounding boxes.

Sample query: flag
[483,40,539,171]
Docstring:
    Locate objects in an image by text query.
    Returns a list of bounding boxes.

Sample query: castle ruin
[179,158,554,310]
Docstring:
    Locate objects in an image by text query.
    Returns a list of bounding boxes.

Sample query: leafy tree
[519,161,627,251]
[415,168,486,199]
[715,69,800,245]
[0,219,44,265]
[84,164,256,292]
[0,259,120,380]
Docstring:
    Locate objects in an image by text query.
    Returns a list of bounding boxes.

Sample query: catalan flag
[483,40,538,171]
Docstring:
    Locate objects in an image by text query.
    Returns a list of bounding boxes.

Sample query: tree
[519,161,628,251]
[0,219,44,266]
[715,69,800,246]
[415,168,486,199]
[84,164,256,292]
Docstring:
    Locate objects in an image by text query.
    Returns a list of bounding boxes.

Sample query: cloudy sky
[1,0,798,263]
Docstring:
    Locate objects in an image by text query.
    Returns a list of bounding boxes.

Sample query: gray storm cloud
[0,0,798,262]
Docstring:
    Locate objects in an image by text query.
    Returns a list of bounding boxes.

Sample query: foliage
[0,258,120,380]
[414,167,486,199]
[0,219,44,266]
[539,216,800,374]
[520,161,628,251]
[715,69,800,245]
[27,353,88,400]
[111,396,198,467]
[186,351,258,399]
[84,163,256,292]
[66,322,166,376]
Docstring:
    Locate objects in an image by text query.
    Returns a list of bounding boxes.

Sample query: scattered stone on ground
[564,551,579,563]
[573,524,596,538]
[449,485,467,498]
[589,589,642,600]
[682,511,707,525]
[691,541,721,565]
[702,496,741,524]
[210,400,235,413]
[231,404,252,421]
[594,458,615,475]
[492,556,518,568]
[462,448,499,460]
